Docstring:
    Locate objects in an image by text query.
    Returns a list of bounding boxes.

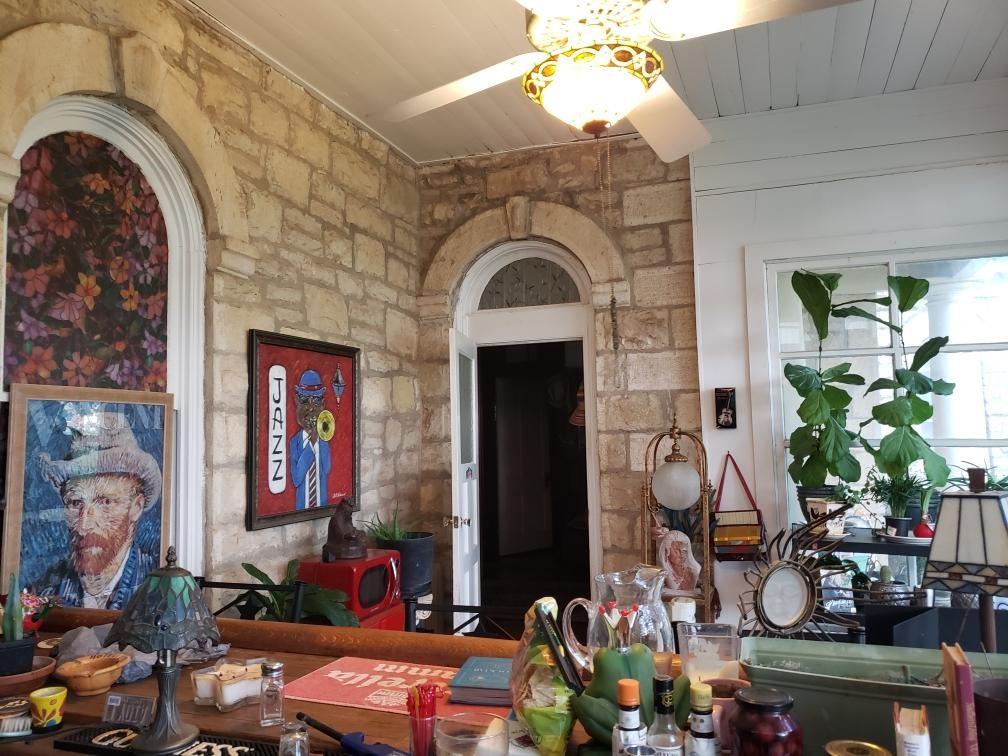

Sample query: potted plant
[784,271,869,517]
[864,470,929,537]
[858,275,955,535]
[360,505,434,597]
[0,574,35,677]
[240,560,359,626]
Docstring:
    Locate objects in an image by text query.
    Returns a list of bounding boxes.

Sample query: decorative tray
[872,531,933,545]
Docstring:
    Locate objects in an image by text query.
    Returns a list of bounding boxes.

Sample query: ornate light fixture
[523,43,663,135]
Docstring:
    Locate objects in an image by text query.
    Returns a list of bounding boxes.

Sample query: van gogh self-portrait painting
[3,384,173,609]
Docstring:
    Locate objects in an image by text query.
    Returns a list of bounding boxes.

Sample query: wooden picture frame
[246,330,361,530]
[2,383,173,609]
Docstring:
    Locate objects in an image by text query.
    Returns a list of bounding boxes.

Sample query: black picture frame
[246,330,361,530]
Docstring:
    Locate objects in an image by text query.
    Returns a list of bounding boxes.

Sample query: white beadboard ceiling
[184,0,1008,164]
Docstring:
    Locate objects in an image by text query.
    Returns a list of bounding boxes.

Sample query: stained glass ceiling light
[523,43,663,135]
[108,547,219,754]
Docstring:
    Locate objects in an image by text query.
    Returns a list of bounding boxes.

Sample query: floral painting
[5,131,169,392]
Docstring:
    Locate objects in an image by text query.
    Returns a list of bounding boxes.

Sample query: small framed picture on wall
[246,330,360,530]
[715,387,737,429]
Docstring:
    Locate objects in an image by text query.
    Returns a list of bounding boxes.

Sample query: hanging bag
[712,452,766,562]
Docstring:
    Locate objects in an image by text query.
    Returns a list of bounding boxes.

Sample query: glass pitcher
[561,565,674,673]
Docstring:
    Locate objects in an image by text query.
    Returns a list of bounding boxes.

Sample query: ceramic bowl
[0,656,56,696]
[55,653,130,696]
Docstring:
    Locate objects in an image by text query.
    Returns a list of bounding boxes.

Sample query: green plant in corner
[358,504,412,540]
[1,574,24,641]
[785,270,869,488]
[241,559,359,627]
[864,469,928,519]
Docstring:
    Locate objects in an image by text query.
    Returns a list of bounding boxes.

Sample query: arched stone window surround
[8,96,207,573]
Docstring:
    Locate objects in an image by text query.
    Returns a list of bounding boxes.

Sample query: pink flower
[49,292,86,326]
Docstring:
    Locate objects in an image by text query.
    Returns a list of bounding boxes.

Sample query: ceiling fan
[377,0,852,162]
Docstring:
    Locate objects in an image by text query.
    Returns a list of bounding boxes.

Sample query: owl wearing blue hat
[290,368,330,509]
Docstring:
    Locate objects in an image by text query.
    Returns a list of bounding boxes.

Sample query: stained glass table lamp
[107,546,220,754]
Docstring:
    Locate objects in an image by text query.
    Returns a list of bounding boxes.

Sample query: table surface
[3,646,412,754]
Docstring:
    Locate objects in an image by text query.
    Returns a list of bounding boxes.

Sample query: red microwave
[297,550,401,620]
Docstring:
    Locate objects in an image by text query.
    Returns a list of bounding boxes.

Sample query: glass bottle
[260,661,285,727]
[683,682,717,756]
[729,686,802,756]
[612,678,648,756]
[647,676,684,756]
[279,720,311,756]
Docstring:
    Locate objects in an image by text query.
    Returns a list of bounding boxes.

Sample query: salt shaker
[260,661,285,726]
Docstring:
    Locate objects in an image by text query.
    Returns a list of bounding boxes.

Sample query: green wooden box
[740,637,1008,755]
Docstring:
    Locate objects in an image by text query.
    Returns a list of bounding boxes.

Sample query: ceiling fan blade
[376,51,548,122]
[647,0,856,41]
[511,0,580,16]
[628,77,711,163]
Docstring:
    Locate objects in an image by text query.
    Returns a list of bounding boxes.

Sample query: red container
[297,550,401,621]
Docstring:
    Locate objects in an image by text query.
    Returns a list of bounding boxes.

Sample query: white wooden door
[495,376,552,555]
[449,328,480,630]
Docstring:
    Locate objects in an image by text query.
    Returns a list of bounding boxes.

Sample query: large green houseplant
[785,272,954,530]
[0,573,35,677]
[240,560,359,626]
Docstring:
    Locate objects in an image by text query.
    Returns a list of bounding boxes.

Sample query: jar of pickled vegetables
[729,687,802,756]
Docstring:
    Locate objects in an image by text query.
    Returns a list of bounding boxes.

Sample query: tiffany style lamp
[107,547,220,754]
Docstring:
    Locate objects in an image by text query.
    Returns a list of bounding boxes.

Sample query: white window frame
[746,221,1008,528]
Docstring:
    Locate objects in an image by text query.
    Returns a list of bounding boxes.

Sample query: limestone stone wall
[0,0,422,584]
[417,138,701,579]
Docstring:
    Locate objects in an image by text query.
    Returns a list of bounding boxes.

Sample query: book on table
[449,657,513,705]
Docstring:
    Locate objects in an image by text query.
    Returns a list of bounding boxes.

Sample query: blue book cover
[451,656,513,691]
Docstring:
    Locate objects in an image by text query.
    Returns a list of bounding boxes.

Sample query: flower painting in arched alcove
[5,131,169,392]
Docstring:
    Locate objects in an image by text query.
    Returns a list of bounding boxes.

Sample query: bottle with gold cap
[612,678,649,756]
[683,682,717,756]
[647,675,684,755]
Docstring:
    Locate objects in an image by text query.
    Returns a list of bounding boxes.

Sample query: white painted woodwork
[13,96,207,575]
[689,79,1008,625]
[769,15,802,109]
[885,0,948,93]
[186,0,1008,161]
[797,6,838,105]
[857,0,912,96]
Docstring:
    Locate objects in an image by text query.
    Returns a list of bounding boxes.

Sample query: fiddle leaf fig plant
[785,271,868,487]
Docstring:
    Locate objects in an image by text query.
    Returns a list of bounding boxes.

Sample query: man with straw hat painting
[35,410,162,609]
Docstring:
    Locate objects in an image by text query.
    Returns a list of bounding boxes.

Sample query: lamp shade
[921,491,1008,596]
[107,547,219,653]
[651,458,701,511]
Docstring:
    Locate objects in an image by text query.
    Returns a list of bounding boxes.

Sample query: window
[769,248,1008,523]
[478,257,579,310]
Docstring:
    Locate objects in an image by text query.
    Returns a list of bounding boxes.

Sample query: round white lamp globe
[651,459,701,510]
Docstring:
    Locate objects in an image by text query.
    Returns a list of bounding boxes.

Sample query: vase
[796,485,836,522]
[377,531,434,598]
[0,634,36,676]
[884,515,911,537]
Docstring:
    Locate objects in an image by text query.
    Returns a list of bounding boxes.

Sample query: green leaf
[872,397,914,427]
[242,563,275,586]
[829,453,861,483]
[917,441,951,488]
[931,379,955,396]
[823,385,852,410]
[830,373,866,386]
[895,369,933,394]
[807,271,841,291]
[910,336,949,372]
[783,363,823,396]
[798,390,832,425]
[865,377,900,394]
[792,271,832,341]
[820,363,852,381]
[877,427,921,476]
[820,417,852,461]
[831,306,902,333]
[301,591,360,627]
[789,425,817,458]
[284,559,299,585]
[787,458,804,485]
[908,394,933,423]
[833,296,892,307]
[888,275,929,312]
[798,453,829,487]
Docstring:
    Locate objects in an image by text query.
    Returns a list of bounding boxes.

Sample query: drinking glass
[676,623,740,682]
[434,712,508,756]
[278,720,310,756]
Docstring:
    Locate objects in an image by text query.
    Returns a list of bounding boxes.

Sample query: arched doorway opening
[8,95,207,573]
[450,240,601,633]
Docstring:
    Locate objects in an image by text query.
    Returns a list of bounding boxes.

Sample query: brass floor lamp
[642,416,714,622]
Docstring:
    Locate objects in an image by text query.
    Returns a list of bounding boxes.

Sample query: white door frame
[10,96,207,574]
[452,240,604,595]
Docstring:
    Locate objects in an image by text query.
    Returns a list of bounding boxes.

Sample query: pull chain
[596,136,620,356]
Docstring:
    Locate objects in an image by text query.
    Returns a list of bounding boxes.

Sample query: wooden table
[4,608,523,755]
